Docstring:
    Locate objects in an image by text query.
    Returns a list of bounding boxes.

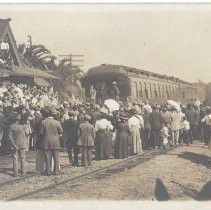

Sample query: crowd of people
[0,80,211,178]
[0,38,13,70]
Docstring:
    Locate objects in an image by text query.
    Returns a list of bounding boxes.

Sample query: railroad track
[0,147,173,201]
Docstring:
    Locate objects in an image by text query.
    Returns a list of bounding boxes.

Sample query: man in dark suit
[78,114,95,166]
[40,109,63,175]
[63,111,79,166]
[186,105,197,143]
[8,114,28,177]
[149,106,164,148]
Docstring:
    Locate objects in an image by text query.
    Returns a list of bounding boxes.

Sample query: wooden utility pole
[58,53,84,68]
[27,35,32,48]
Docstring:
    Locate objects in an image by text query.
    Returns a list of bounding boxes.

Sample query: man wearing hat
[149,105,164,148]
[8,114,28,177]
[78,114,95,166]
[77,106,85,124]
[63,110,79,166]
[90,104,101,125]
[109,81,120,101]
[40,109,63,175]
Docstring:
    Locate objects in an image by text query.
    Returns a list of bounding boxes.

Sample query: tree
[18,43,85,102]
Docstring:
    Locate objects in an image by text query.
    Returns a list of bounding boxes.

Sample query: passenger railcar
[81,64,198,104]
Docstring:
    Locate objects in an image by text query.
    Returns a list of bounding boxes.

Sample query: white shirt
[14,87,24,98]
[183,120,190,130]
[0,41,9,50]
[95,119,113,131]
[128,116,141,128]
[136,114,144,128]
[201,114,211,124]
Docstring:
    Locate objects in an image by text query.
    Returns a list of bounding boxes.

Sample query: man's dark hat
[119,112,128,120]
[130,108,138,115]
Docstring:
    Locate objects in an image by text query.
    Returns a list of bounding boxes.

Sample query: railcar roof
[86,64,191,85]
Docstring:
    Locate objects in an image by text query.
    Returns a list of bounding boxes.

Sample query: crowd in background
[0,37,13,70]
[0,80,211,177]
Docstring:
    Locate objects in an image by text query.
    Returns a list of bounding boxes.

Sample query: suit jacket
[142,113,151,130]
[170,112,181,131]
[40,117,63,150]
[63,118,79,144]
[78,121,95,147]
[161,111,171,124]
[186,109,197,125]
[149,110,163,130]
[8,122,28,149]
[90,111,100,125]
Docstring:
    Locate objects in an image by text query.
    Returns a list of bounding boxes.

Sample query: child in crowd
[160,123,169,151]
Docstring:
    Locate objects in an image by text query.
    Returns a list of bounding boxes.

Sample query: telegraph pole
[58,53,84,68]
[27,35,32,48]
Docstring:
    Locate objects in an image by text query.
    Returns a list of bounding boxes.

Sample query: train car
[81,64,198,104]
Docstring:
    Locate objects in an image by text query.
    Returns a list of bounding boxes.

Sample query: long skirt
[131,126,142,155]
[114,131,129,158]
[95,129,112,160]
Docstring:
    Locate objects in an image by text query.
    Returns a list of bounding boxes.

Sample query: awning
[0,71,9,78]
[34,77,51,86]
[0,66,60,80]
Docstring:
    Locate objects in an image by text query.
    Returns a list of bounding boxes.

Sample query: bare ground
[0,142,210,201]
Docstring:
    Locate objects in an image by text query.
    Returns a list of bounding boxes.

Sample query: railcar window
[134,81,138,98]
[149,84,152,98]
[183,92,185,99]
[139,83,143,98]
[158,86,161,98]
[144,89,149,99]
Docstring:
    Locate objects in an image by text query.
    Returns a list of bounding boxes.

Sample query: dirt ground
[0,142,211,200]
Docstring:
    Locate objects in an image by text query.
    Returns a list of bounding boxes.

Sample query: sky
[0,3,211,83]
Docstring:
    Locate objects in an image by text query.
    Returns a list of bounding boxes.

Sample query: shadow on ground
[177,152,211,169]
[155,179,211,201]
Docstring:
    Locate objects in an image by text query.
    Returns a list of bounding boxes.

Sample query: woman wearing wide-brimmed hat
[114,112,130,159]
[95,107,114,160]
[128,108,142,155]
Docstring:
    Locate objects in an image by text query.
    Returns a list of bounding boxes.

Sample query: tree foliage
[18,43,85,101]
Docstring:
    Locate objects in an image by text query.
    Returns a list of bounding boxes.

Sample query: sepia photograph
[0,2,210,204]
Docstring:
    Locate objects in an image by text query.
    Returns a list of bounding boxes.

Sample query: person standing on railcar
[110,81,120,102]
[90,85,96,104]
[96,82,108,105]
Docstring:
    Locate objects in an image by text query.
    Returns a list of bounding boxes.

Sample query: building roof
[0,18,60,81]
[0,19,8,39]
